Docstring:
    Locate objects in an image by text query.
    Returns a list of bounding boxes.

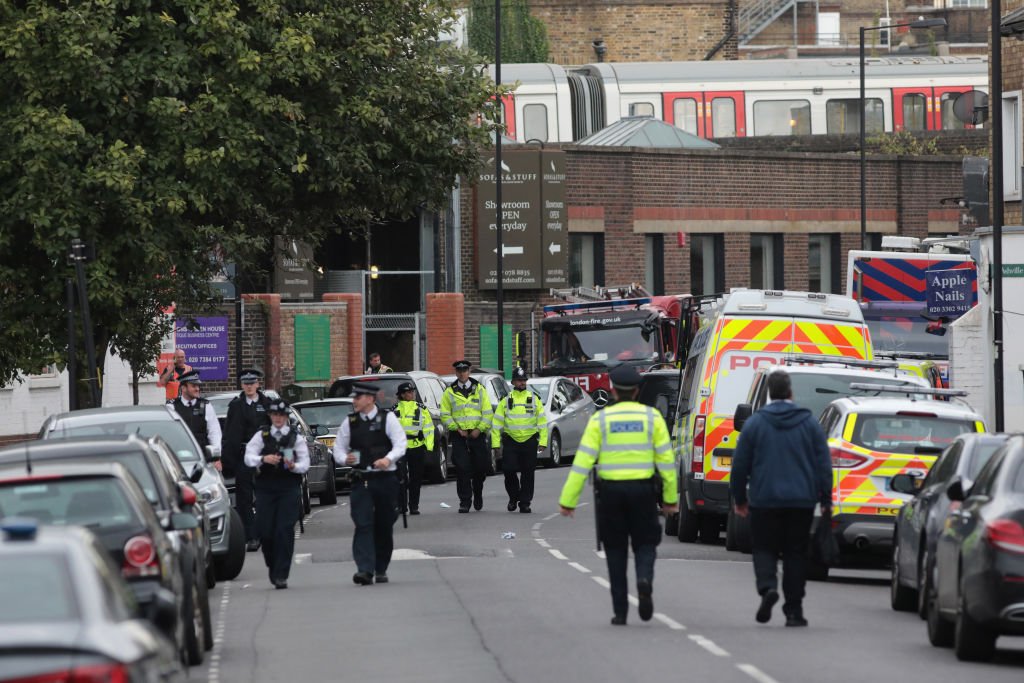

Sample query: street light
[860,17,947,250]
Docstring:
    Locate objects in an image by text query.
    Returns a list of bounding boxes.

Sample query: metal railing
[737,0,798,44]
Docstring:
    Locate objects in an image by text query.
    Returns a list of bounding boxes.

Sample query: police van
[667,289,873,543]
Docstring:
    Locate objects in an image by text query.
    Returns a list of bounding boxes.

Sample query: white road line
[543,513,560,521]
[532,523,543,531]
[627,595,639,607]
[535,539,551,548]
[689,634,730,657]
[592,575,610,588]
[294,553,312,564]
[548,548,568,561]
[653,613,686,630]
[737,663,781,683]
[568,562,591,574]
[208,582,232,683]
[594,550,606,559]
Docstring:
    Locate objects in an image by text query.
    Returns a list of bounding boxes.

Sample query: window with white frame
[1003,91,1021,201]
[522,104,549,143]
[629,102,655,118]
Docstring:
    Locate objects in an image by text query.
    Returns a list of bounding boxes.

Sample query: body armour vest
[172,398,210,448]
[348,412,393,469]
[258,428,301,481]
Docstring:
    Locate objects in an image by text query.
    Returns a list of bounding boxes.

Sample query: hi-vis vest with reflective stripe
[559,401,677,509]
[440,380,492,432]
[491,389,547,448]
[397,400,435,451]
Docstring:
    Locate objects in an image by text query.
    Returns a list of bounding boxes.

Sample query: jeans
[750,507,814,613]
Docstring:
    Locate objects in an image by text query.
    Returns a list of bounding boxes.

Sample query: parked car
[524,376,596,467]
[926,433,1024,661]
[0,461,193,662]
[329,371,452,483]
[0,435,215,664]
[0,519,183,681]
[292,397,355,486]
[891,432,1009,616]
[38,405,246,582]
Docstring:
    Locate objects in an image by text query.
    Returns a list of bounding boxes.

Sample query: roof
[0,435,152,464]
[831,395,983,419]
[574,116,720,149]
[718,289,865,322]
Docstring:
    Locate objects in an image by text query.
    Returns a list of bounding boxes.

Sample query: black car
[0,435,215,665]
[0,461,195,662]
[0,520,182,681]
[890,432,1009,616]
[926,434,1024,661]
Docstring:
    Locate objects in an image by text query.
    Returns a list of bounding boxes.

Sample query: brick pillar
[323,293,363,376]
[426,293,464,374]
[242,293,281,390]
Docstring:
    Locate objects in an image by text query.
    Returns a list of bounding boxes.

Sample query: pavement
[188,468,1024,683]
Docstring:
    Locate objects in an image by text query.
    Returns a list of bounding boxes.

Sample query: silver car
[525,376,596,467]
[37,405,246,582]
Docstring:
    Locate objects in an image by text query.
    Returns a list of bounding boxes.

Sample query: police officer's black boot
[610,614,626,626]
[637,578,653,621]
[353,572,373,586]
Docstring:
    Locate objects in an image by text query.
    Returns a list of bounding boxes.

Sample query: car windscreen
[47,419,201,464]
[790,374,924,418]
[528,382,551,403]
[294,403,354,430]
[207,396,234,418]
[545,323,658,364]
[0,554,78,622]
[967,442,1005,479]
[0,477,141,530]
[851,415,976,454]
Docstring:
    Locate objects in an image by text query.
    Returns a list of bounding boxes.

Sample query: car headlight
[200,485,224,505]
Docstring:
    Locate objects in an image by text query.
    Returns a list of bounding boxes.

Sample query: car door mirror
[946,477,965,502]
[890,473,919,496]
[314,424,330,436]
[170,512,200,531]
[189,463,204,484]
[733,403,753,432]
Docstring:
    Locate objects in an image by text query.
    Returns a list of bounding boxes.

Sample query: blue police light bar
[543,298,651,315]
[848,383,968,397]
[1,517,39,541]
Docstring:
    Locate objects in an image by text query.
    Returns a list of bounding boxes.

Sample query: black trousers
[405,445,427,511]
[350,473,399,575]
[750,507,815,612]
[254,479,301,582]
[599,479,661,618]
[234,465,257,542]
[452,433,489,508]
[502,435,538,506]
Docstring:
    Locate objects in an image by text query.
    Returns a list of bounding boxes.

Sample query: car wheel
[698,513,720,544]
[548,432,562,467]
[926,573,954,647]
[954,586,997,661]
[677,504,699,543]
[199,563,214,651]
[890,537,917,612]
[917,549,932,619]
[319,467,338,505]
[213,509,246,581]
[427,441,448,484]
[183,566,205,666]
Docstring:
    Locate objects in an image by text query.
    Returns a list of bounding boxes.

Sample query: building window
[752,100,811,136]
[750,234,783,289]
[690,234,723,295]
[644,234,665,295]
[522,103,549,142]
[570,233,604,288]
[818,11,841,46]
[948,0,985,6]
[808,234,840,293]
[629,102,655,117]
[1003,91,1021,201]
[673,98,699,134]
[826,98,884,134]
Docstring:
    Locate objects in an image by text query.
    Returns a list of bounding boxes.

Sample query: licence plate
[718,456,732,468]
[319,437,336,448]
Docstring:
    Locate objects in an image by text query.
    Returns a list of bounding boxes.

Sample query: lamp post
[859,17,947,250]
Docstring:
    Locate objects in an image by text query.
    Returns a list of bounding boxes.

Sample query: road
[188,469,1024,683]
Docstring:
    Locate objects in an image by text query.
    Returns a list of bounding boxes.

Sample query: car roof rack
[848,383,968,398]
[783,355,900,370]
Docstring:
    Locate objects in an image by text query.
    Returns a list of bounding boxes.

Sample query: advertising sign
[926,268,973,317]
[274,236,315,300]
[175,316,230,380]
[541,151,568,287]
[476,150,542,289]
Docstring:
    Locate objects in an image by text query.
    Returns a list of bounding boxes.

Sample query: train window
[711,98,736,138]
[630,102,655,117]
[902,94,928,131]
[522,104,549,142]
[825,98,883,134]
[752,100,810,136]
[939,93,965,130]
[673,99,699,134]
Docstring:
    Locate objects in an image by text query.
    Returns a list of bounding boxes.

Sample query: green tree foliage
[0,0,499,400]
[468,0,549,63]
[868,130,941,155]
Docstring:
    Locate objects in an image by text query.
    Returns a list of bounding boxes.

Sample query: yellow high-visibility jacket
[491,389,548,448]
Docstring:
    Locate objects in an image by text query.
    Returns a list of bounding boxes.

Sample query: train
[492,56,989,144]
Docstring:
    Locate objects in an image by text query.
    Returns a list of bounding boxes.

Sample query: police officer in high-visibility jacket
[491,366,546,514]
[441,360,493,513]
[396,381,435,515]
[559,364,678,626]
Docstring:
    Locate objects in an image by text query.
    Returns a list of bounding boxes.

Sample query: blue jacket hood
[759,401,814,429]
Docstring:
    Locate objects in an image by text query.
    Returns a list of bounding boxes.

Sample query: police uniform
[331,383,407,585]
[491,366,547,513]
[440,360,493,513]
[243,400,310,589]
[168,370,222,452]
[559,365,678,625]
[396,382,435,515]
[221,369,272,550]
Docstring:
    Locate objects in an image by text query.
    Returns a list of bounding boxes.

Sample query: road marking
[592,575,610,589]
[548,548,568,561]
[532,523,543,531]
[543,513,560,521]
[653,613,686,630]
[594,550,606,559]
[535,539,551,548]
[689,635,730,657]
[737,664,780,683]
[568,562,591,574]
[391,548,436,560]
[207,581,232,683]
[294,553,312,565]
[627,595,639,607]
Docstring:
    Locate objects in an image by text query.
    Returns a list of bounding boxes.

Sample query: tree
[0,0,500,405]
[468,0,550,63]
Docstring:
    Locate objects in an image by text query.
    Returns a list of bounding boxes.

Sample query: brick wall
[323,293,364,376]
[464,301,536,371]
[426,293,466,374]
[278,302,351,387]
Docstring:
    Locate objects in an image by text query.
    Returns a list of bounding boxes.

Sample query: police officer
[558,364,678,626]
[491,366,546,514]
[440,360,492,513]
[243,400,309,589]
[395,382,435,515]
[332,382,407,585]
[221,368,273,552]
[169,370,222,469]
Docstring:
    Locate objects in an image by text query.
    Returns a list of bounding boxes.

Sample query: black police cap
[268,399,290,414]
[396,381,416,395]
[452,360,472,371]
[609,364,642,389]
[177,369,201,384]
[350,382,380,397]
[238,368,263,383]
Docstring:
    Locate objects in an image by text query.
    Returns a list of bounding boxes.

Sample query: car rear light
[985,519,1024,555]
[6,662,128,683]
[830,447,869,468]
[179,483,197,507]
[122,534,160,578]
[691,416,706,474]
